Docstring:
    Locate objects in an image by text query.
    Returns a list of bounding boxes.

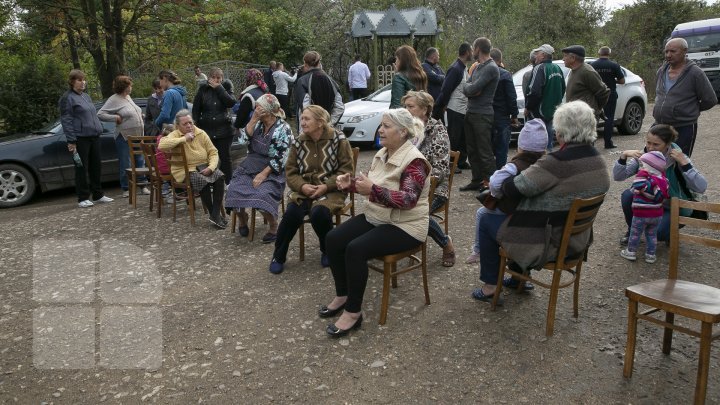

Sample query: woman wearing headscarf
[225,94,293,242]
[233,68,268,131]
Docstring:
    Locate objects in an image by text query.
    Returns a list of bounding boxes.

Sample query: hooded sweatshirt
[653,59,717,126]
[154,85,188,128]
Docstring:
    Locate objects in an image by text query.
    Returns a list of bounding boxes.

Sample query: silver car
[513,59,648,135]
[336,85,391,147]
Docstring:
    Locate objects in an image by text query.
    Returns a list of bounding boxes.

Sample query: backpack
[302,73,345,125]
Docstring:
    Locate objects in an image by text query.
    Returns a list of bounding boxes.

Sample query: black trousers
[273,199,333,263]
[602,92,618,147]
[326,214,421,313]
[74,136,104,202]
[276,94,291,118]
[198,177,225,218]
[351,88,368,100]
[464,112,495,184]
[446,109,468,166]
[210,136,233,185]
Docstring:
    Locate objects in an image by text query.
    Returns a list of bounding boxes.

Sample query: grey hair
[383,108,425,141]
[667,37,689,51]
[529,50,537,64]
[174,109,193,126]
[552,101,597,144]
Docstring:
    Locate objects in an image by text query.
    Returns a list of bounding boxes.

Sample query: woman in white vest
[322,108,431,338]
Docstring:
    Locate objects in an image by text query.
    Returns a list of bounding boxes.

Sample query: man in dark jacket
[562,45,610,119]
[144,79,164,137]
[526,44,565,150]
[422,47,446,104]
[193,67,237,184]
[489,48,518,169]
[653,37,717,156]
[264,61,277,95]
[294,51,343,125]
[590,46,625,149]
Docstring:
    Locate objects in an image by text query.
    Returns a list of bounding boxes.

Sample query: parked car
[0,99,244,208]
[512,59,648,136]
[336,85,391,147]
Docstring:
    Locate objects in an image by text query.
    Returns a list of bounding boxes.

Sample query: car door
[99,120,120,182]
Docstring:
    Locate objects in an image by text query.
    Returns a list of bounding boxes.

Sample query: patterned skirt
[189,169,224,193]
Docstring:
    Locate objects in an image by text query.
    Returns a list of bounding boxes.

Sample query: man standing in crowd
[590,46,625,149]
[422,47,446,103]
[194,66,207,86]
[347,54,371,100]
[433,43,472,173]
[562,45,610,119]
[653,37,717,156]
[264,61,277,95]
[294,51,344,124]
[522,50,537,99]
[460,37,499,192]
[489,48,518,169]
[526,44,564,150]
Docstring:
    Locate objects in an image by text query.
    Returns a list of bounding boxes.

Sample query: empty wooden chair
[140,143,173,218]
[125,136,156,208]
[623,197,720,405]
[490,193,607,336]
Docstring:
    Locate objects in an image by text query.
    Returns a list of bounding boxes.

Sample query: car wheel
[0,164,36,208]
[619,100,644,135]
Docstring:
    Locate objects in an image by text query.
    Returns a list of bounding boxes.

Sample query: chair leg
[172,190,178,222]
[391,260,398,288]
[379,261,392,325]
[299,222,305,261]
[149,182,155,213]
[662,312,675,354]
[444,206,449,234]
[573,262,583,318]
[695,322,712,405]
[249,208,256,242]
[623,299,639,378]
[230,211,237,233]
[491,255,507,311]
[157,185,163,218]
[545,268,563,336]
[188,193,196,226]
[421,242,430,305]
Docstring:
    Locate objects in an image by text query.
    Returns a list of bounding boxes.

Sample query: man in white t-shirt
[347,55,371,100]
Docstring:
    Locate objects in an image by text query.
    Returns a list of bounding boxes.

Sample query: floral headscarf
[245,68,268,92]
[256,94,286,119]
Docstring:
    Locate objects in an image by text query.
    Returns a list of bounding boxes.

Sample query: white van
[671,18,720,96]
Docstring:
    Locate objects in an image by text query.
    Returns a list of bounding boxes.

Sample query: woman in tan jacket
[268,105,354,274]
[321,108,431,338]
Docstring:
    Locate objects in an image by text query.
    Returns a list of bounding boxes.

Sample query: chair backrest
[429,176,439,205]
[164,146,192,187]
[447,150,460,191]
[554,193,606,266]
[140,143,162,179]
[126,136,158,170]
[669,197,720,280]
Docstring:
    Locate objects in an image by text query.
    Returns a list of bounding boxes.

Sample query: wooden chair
[623,198,720,405]
[140,143,173,218]
[299,147,360,261]
[490,193,606,336]
[430,150,459,234]
[367,176,437,325]
[165,146,201,225]
[125,136,156,208]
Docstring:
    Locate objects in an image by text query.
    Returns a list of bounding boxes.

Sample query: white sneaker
[645,254,657,264]
[141,187,151,195]
[122,190,129,198]
[620,249,637,261]
[93,196,114,203]
[78,200,94,208]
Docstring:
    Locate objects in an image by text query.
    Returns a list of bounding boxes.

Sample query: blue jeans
[621,189,670,242]
[428,195,449,248]
[478,210,508,285]
[115,135,146,191]
[543,118,555,150]
[492,118,511,169]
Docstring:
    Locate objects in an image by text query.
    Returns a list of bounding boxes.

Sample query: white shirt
[348,61,371,89]
[272,70,297,95]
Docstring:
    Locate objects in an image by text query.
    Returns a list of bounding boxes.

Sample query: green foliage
[0,50,68,133]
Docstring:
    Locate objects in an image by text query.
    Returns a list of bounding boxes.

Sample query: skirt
[189,169,224,193]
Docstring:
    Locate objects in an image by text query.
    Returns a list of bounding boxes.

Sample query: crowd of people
[58,35,715,337]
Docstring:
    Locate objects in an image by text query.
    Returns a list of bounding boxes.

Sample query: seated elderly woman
[268,105,354,274]
[159,109,226,228]
[471,100,610,302]
[225,94,292,242]
[321,108,431,338]
[401,90,456,267]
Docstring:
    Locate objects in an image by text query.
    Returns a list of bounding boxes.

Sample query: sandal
[442,249,455,267]
[471,288,503,305]
[261,232,277,244]
[502,276,535,291]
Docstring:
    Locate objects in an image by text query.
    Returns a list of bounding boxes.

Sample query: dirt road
[1,105,719,403]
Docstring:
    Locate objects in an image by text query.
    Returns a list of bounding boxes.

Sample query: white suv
[513,59,648,135]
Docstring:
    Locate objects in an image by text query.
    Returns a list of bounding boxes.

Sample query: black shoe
[605,144,618,150]
[326,315,363,338]
[620,232,629,246]
[454,167,462,174]
[209,215,227,229]
[459,183,481,192]
[318,303,346,318]
[458,162,471,170]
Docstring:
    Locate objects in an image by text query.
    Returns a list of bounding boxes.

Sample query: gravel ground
[1,105,719,404]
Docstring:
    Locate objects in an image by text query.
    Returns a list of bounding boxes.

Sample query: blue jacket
[154,85,188,128]
[493,67,518,121]
[422,60,445,102]
[59,90,103,143]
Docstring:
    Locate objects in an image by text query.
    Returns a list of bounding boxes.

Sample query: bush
[0,55,68,133]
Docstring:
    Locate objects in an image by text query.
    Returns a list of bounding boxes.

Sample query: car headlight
[347,112,380,123]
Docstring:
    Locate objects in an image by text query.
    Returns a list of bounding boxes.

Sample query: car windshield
[366,85,392,102]
[685,32,720,53]
[36,120,62,134]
